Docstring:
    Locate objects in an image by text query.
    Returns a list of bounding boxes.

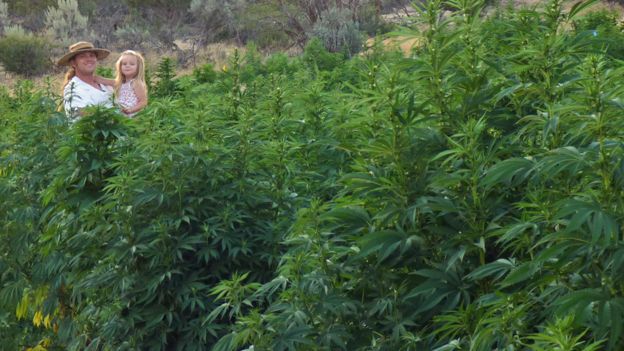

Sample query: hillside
[1,0,623,86]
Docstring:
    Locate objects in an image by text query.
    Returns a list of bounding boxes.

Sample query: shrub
[0,26,51,76]
[240,42,266,81]
[573,9,624,59]
[302,37,344,72]
[573,9,617,31]
[264,52,300,76]
[238,2,289,48]
[6,0,54,28]
[192,63,217,83]
[113,24,152,49]
[7,0,54,15]
[356,1,394,36]
[0,1,8,35]
[189,0,246,43]
[44,0,91,46]
[309,6,363,55]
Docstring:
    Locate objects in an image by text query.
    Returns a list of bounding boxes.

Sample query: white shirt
[63,76,114,120]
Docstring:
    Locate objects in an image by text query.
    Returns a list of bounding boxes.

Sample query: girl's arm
[123,81,148,114]
[95,76,115,86]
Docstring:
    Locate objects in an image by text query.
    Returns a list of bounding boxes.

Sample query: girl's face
[120,55,138,79]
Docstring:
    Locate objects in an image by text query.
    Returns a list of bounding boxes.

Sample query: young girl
[98,50,148,116]
[114,50,148,116]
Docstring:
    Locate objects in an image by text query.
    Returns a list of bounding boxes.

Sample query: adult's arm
[95,76,115,86]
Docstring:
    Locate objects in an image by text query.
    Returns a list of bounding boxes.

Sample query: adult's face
[71,51,98,76]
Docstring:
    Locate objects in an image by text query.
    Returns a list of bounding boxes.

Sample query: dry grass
[0,65,62,93]
[364,36,423,56]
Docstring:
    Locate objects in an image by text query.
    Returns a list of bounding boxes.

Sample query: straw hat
[57,41,110,66]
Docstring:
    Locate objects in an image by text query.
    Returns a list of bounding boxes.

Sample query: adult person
[57,41,114,120]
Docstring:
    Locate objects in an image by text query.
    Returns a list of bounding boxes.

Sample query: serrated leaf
[500,261,538,287]
[481,157,536,189]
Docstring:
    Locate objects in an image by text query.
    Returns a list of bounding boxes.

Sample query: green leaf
[496,222,538,248]
[567,0,600,20]
[538,146,595,179]
[467,259,516,281]
[357,230,408,261]
[500,261,538,287]
[556,288,604,323]
[556,199,618,245]
[320,206,370,231]
[492,83,525,103]
[481,157,535,189]
[211,332,237,351]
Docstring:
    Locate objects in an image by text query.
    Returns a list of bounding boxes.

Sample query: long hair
[114,50,147,98]
[60,66,76,94]
[58,65,76,111]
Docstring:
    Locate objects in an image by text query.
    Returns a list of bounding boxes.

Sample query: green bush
[95,66,114,79]
[152,57,179,97]
[264,52,300,76]
[0,26,51,76]
[8,0,54,15]
[302,37,344,72]
[7,0,54,29]
[356,2,395,36]
[574,9,617,30]
[573,9,624,59]
[192,62,217,83]
[238,2,289,48]
[239,43,266,82]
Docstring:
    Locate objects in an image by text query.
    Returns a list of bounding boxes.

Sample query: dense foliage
[0,26,51,76]
[3,0,624,350]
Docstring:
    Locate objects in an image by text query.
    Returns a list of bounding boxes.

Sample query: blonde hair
[58,65,76,111]
[60,66,76,94]
[114,50,147,97]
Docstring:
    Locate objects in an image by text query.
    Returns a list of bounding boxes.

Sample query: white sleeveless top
[117,80,139,116]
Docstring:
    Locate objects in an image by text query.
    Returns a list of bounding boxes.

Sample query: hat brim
[57,48,110,66]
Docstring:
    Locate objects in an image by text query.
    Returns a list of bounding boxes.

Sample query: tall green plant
[153,57,179,97]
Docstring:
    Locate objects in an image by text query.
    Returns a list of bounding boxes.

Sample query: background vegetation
[0,0,411,77]
[4,0,624,350]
